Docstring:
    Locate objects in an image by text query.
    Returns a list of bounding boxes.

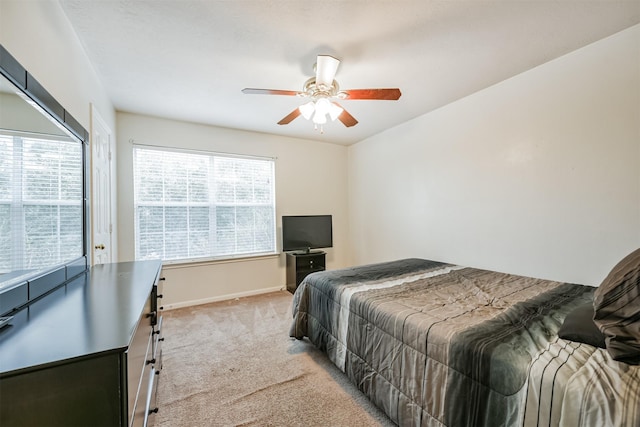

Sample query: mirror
[0,51,87,298]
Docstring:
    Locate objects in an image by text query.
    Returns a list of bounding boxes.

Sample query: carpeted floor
[150,290,395,427]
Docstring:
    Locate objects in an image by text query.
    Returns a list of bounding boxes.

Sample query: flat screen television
[282,215,333,253]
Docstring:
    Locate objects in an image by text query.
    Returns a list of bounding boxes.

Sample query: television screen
[282,215,333,252]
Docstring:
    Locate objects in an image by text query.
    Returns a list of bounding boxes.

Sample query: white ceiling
[58,0,640,146]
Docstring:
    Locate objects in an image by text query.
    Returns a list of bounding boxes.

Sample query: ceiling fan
[242,55,401,132]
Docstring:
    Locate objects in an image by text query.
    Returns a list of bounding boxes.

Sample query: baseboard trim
[160,285,286,311]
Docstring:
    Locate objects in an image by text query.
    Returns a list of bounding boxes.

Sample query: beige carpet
[150,290,395,427]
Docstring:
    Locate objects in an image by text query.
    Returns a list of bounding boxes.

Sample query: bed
[290,255,640,427]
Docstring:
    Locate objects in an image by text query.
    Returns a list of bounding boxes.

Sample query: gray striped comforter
[290,259,640,426]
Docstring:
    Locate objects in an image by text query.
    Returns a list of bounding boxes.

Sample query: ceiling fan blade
[333,103,358,127]
[342,88,402,100]
[242,88,299,96]
[315,55,340,88]
[277,108,301,125]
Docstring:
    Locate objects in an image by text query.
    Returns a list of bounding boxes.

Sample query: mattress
[290,258,640,426]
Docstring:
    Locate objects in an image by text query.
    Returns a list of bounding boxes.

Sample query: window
[0,133,84,276]
[133,146,276,262]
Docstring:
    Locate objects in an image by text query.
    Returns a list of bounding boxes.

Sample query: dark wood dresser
[0,260,163,427]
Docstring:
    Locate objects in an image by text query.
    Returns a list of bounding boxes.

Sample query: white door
[90,104,113,265]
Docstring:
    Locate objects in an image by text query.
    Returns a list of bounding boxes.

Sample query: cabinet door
[0,354,123,426]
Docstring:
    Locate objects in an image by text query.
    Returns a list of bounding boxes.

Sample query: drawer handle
[153,329,161,335]
[159,337,165,342]
[149,408,159,415]
[146,358,156,365]
[157,294,163,299]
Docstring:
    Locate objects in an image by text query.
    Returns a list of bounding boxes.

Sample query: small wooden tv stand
[286,251,326,293]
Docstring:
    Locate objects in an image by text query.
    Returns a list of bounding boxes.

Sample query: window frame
[132,144,278,264]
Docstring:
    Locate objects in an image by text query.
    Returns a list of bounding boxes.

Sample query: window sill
[160,252,280,270]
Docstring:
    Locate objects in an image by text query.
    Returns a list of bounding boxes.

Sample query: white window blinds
[133,146,276,262]
[0,134,84,274]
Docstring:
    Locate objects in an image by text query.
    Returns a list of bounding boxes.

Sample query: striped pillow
[593,248,640,364]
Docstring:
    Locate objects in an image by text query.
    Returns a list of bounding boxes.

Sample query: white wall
[0,0,115,132]
[116,112,348,307]
[1,0,118,262]
[348,24,640,286]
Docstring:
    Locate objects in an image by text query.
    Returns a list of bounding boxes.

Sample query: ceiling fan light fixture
[328,102,343,121]
[314,98,331,116]
[299,101,315,120]
[312,110,327,125]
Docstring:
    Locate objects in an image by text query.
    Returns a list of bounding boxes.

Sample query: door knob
[95,244,105,250]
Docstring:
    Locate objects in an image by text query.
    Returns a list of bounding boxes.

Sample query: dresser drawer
[295,255,324,270]
[150,276,165,325]
[132,363,154,427]
[127,295,154,427]
[146,366,160,425]
[153,315,164,370]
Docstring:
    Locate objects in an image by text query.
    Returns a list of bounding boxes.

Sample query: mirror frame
[0,44,90,315]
